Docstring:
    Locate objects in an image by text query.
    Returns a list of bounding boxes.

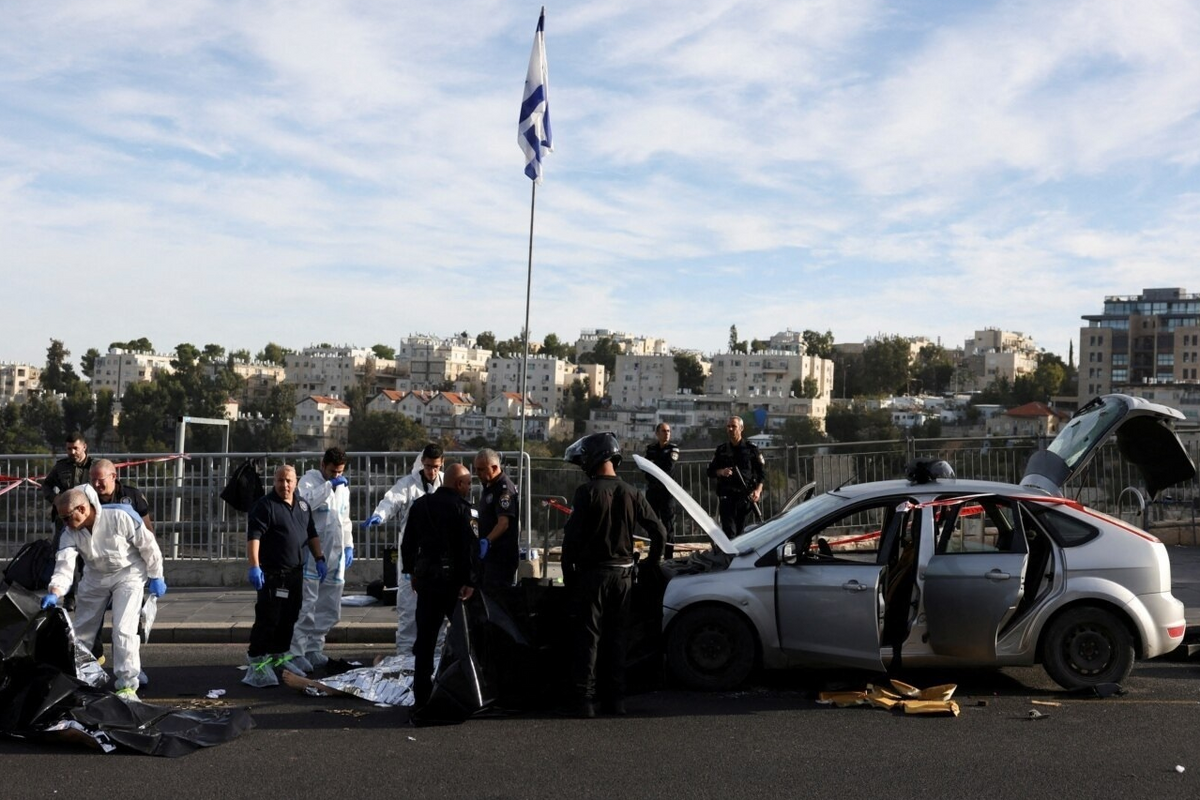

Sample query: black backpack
[3,538,57,591]
[220,458,266,513]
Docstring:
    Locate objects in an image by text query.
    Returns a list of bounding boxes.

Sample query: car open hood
[632,454,737,556]
[1020,393,1197,498]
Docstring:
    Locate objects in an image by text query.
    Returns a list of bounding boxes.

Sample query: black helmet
[564,432,623,475]
[904,459,955,485]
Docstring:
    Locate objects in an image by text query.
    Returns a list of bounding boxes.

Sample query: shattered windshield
[1045,397,1125,469]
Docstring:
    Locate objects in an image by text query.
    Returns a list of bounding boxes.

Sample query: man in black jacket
[401,463,479,708]
[43,432,93,523]
[706,416,765,538]
[562,433,665,718]
[643,422,679,557]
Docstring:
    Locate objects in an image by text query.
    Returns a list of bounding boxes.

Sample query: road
[3,644,1200,800]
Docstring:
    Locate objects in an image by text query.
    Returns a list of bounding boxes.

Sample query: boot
[242,655,280,687]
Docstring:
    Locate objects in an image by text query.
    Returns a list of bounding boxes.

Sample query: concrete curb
[112,623,397,645]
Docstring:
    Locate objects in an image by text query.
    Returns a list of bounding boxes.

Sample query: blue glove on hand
[479,538,490,559]
[316,558,328,582]
[248,566,265,590]
[330,475,349,489]
[148,578,168,598]
[343,546,354,569]
[361,514,383,528]
[41,593,59,609]
[402,573,412,582]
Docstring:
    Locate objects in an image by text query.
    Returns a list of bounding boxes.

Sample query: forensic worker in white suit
[362,443,444,654]
[42,484,167,703]
[287,447,354,673]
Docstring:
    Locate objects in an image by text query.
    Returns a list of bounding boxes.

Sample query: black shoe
[577,700,596,719]
[602,698,627,716]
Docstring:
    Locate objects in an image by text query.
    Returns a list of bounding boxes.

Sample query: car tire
[1042,606,1135,690]
[666,605,756,691]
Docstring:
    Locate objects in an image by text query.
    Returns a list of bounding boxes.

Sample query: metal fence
[3,436,1198,561]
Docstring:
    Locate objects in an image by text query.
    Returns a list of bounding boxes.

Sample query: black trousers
[412,577,460,707]
[247,566,303,658]
[481,560,515,593]
[646,489,675,558]
[571,566,633,702]
[718,496,752,539]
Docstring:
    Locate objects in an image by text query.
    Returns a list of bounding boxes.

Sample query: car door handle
[985,569,1011,581]
[841,581,869,592]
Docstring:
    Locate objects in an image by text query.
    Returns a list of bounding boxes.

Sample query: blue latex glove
[361,514,383,528]
[344,546,354,569]
[148,578,168,598]
[316,558,328,582]
[41,593,59,609]
[479,538,490,559]
[248,566,265,590]
[402,573,412,582]
[330,475,349,489]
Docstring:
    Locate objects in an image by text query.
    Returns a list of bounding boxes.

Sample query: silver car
[637,394,1196,691]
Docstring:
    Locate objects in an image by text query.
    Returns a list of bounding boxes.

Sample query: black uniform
[562,476,665,709]
[96,480,151,522]
[43,455,94,522]
[643,440,679,557]
[246,491,319,658]
[401,486,481,707]
[477,472,519,591]
[706,439,766,539]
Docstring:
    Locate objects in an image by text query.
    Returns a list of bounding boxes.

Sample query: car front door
[775,501,897,671]
[921,496,1029,660]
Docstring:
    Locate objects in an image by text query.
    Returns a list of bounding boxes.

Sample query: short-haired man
[706,416,765,539]
[472,448,520,592]
[287,448,353,673]
[363,443,445,654]
[401,463,479,709]
[42,485,167,703]
[89,458,154,531]
[42,433,94,519]
[243,465,326,687]
[644,422,680,558]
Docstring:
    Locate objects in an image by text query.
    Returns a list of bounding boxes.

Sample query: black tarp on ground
[0,582,255,756]
[410,560,665,726]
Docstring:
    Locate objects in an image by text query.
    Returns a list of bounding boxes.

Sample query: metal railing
[3,436,1198,560]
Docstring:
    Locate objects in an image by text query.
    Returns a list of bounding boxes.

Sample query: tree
[673,352,706,394]
[566,378,601,435]
[61,381,96,439]
[859,336,912,395]
[117,381,174,451]
[256,342,290,365]
[825,406,900,443]
[801,330,835,359]
[81,348,100,379]
[801,377,820,399]
[93,389,116,449]
[109,337,153,352]
[578,337,620,372]
[348,411,427,451]
[0,404,50,453]
[728,326,739,353]
[914,344,955,395]
[371,343,396,361]
[200,343,226,364]
[476,331,497,351]
[230,349,251,363]
[750,338,770,353]
[777,416,824,446]
[541,333,571,360]
[232,384,296,451]
[41,339,80,394]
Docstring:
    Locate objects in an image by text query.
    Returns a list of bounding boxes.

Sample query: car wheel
[666,605,756,691]
[1042,606,1135,690]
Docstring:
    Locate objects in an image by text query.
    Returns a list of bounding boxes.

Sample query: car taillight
[1167,624,1185,639]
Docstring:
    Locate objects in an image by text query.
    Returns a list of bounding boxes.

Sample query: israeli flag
[518,7,552,183]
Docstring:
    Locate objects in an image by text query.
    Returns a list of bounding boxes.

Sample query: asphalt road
[4,644,1200,800]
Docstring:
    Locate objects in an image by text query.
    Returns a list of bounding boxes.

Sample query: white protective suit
[370,461,442,652]
[49,484,164,692]
[289,469,353,660]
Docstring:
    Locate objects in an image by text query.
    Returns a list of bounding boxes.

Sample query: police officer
[472,448,520,592]
[562,432,665,718]
[706,416,765,539]
[401,463,480,708]
[42,432,94,520]
[89,458,154,531]
[644,422,679,558]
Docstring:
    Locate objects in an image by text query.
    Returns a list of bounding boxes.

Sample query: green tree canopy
[371,343,396,361]
[348,411,427,451]
[256,342,291,365]
[801,330,835,359]
[673,352,706,394]
[108,337,154,352]
[41,339,80,394]
[578,337,620,372]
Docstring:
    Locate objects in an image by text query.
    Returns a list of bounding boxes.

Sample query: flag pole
[517,181,536,504]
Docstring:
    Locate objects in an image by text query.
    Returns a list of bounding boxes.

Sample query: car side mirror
[780,541,798,566]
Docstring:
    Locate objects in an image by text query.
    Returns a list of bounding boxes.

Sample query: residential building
[986,401,1071,438]
[1079,287,1200,404]
[292,395,351,450]
[610,354,680,408]
[961,328,1040,389]
[396,334,490,395]
[705,351,834,402]
[285,345,396,402]
[205,361,286,406]
[0,363,40,405]
[485,354,574,413]
[367,389,406,414]
[91,348,175,400]
[424,392,475,440]
[575,329,669,358]
[485,392,564,441]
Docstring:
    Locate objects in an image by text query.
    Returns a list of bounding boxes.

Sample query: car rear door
[921,496,1029,660]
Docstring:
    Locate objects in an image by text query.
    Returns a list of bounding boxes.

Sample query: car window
[934,496,1027,555]
[1025,504,1099,547]
[794,500,898,564]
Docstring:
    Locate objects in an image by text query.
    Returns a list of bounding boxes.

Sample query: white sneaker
[305,651,330,668]
[242,656,279,687]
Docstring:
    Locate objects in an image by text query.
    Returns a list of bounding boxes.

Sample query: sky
[3,0,1199,370]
